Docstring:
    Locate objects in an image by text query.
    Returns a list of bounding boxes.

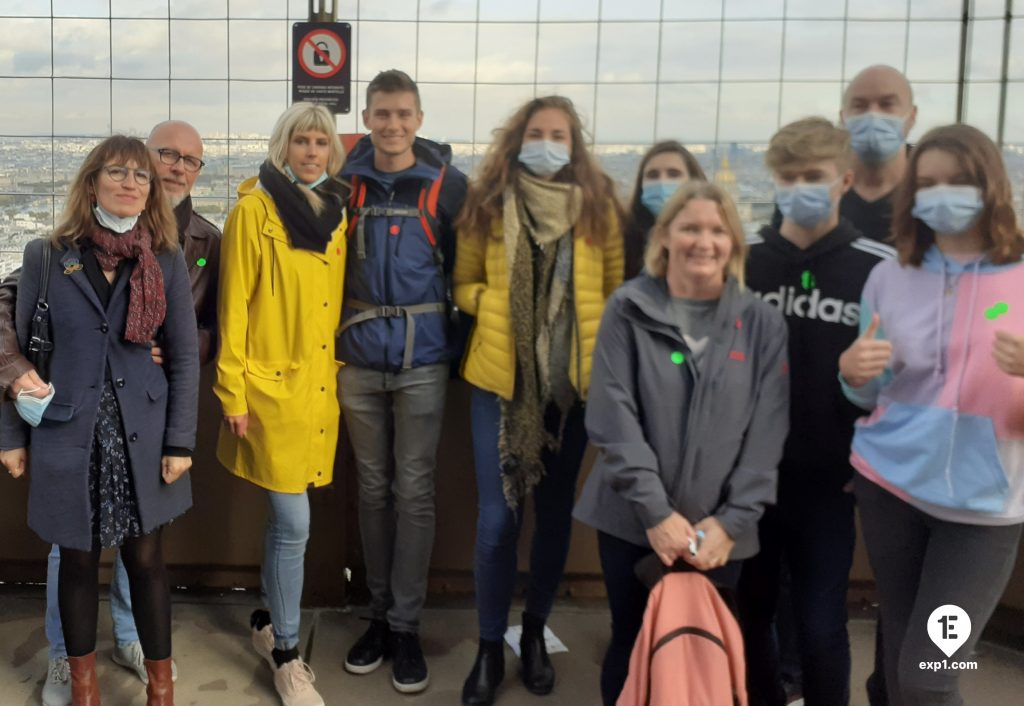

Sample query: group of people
[0,61,1020,706]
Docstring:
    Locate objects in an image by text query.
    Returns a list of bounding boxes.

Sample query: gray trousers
[855,474,1022,706]
[338,363,449,632]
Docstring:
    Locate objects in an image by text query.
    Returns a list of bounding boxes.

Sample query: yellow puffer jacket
[454,212,624,401]
[214,177,347,493]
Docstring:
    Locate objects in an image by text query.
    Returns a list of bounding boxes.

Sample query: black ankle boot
[461,638,505,705]
[520,612,555,695]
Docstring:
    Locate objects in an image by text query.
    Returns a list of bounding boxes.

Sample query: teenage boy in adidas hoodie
[738,117,894,706]
[337,69,468,695]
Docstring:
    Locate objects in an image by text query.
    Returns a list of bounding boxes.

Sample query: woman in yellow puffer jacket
[454,95,623,706]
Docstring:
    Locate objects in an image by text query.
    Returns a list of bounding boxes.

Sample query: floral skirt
[89,380,143,548]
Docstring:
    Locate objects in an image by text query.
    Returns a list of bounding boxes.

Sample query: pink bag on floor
[617,571,748,706]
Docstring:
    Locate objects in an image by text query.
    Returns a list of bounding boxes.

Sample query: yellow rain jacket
[214,177,347,492]
[454,213,623,401]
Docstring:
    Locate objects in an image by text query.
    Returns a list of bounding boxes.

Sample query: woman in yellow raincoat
[214,102,346,706]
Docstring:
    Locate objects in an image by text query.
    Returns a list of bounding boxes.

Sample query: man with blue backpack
[337,69,468,695]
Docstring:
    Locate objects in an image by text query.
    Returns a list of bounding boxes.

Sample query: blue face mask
[912,185,984,235]
[92,204,139,234]
[775,181,837,228]
[518,140,571,177]
[284,165,329,189]
[845,111,906,163]
[640,180,684,216]
[15,383,55,428]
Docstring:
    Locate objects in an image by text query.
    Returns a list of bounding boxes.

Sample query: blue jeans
[738,485,856,706]
[263,490,310,651]
[46,544,138,659]
[470,387,588,641]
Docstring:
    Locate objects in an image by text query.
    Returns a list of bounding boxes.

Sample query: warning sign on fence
[292,22,351,114]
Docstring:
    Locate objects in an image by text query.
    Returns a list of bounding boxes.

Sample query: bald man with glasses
[0,120,220,706]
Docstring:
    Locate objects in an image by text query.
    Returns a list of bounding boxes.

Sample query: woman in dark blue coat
[0,135,198,705]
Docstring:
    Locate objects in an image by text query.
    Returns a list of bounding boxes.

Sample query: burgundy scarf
[89,223,167,343]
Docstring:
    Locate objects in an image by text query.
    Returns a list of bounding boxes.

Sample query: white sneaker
[253,621,276,670]
[41,656,71,706]
[273,658,325,706]
[111,641,178,683]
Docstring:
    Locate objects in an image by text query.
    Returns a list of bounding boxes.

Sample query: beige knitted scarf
[498,172,582,508]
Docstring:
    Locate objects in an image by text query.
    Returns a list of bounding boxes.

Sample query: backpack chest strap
[337,299,447,370]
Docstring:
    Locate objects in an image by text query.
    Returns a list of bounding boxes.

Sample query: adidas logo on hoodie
[755,286,860,326]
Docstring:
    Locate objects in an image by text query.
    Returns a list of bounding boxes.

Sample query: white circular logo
[927,604,971,658]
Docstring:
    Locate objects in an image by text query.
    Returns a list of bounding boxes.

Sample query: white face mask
[14,383,55,427]
[93,204,140,234]
[284,164,329,189]
[518,139,571,177]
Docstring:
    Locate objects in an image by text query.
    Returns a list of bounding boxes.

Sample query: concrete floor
[1,590,1022,705]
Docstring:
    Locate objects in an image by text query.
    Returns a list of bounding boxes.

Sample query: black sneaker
[344,619,390,674]
[390,630,429,694]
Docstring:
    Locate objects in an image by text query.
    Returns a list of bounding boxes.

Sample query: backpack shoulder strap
[417,164,447,253]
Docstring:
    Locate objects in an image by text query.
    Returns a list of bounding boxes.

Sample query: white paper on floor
[503,625,569,658]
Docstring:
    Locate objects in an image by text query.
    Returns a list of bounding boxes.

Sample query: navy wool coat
[0,238,199,551]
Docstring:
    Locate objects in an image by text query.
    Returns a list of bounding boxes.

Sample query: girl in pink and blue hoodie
[840,124,1024,706]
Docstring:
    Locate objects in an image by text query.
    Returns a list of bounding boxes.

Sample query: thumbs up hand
[839,313,893,388]
[993,330,1024,378]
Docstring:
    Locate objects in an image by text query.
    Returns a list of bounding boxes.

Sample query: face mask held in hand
[14,383,55,428]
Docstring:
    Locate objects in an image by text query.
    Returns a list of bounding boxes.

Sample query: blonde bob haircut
[643,180,747,287]
[52,134,177,252]
[266,102,345,213]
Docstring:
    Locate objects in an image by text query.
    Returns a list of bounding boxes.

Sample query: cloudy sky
[0,0,1022,144]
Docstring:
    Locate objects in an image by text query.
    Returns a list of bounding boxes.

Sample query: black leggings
[58,528,171,660]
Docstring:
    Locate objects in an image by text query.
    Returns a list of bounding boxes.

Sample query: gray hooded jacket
[574,274,789,560]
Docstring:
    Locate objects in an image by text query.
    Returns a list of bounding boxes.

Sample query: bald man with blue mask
[838,65,918,245]
[841,71,916,705]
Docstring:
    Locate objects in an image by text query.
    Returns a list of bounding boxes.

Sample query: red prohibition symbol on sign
[298,28,347,79]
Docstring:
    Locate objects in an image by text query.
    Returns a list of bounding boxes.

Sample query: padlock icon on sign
[313,41,330,66]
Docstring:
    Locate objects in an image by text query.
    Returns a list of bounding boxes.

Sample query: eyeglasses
[102,166,153,185]
[151,147,205,173]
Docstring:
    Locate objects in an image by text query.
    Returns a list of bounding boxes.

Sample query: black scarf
[258,160,346,253]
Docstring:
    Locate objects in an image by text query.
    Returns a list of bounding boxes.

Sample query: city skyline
[2,0,1023,272]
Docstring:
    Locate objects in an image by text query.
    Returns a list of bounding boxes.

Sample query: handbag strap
[37,243,51,309]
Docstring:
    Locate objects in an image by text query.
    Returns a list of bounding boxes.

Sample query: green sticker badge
[800,270,817,290]
[985,301,1009,320]
[196,257,208,267]
[670,351,685,365]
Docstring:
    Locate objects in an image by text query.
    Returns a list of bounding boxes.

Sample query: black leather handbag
[26,244,53,380]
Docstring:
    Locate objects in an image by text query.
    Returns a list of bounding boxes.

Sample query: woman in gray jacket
[0,135,198,705]
[574,181,789,705]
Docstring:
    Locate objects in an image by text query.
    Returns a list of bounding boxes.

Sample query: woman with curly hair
[454,95,623,705]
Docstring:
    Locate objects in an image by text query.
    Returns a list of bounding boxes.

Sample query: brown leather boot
[144,657,174,706]
[68,652,101,706]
